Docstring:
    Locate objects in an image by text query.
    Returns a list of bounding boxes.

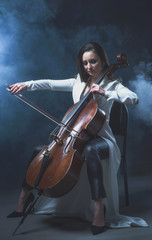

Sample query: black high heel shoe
[91,205,107,235]
[91,225,107,235]
[7,192,34,218]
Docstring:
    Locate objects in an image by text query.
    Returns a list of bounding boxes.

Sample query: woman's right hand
[9,82,27,94]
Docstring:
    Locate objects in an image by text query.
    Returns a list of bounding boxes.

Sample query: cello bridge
[50,134,63,145]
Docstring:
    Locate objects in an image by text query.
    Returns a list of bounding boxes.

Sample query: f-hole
[64,135,73,154]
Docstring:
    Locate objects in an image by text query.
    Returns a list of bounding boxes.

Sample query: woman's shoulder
[102,75,122,89]
[108,75,122,83]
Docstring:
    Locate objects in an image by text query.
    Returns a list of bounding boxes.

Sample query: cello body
[26,98,106,197]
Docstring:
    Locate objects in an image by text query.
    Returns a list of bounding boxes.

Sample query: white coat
[25,74,148,228]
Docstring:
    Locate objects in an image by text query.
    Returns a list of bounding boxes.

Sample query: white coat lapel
[72,74,86,103]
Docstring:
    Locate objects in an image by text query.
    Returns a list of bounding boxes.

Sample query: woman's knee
[30,145,43,160]
[83,144,96,157]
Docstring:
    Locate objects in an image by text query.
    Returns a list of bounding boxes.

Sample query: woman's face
[82,50,103,80]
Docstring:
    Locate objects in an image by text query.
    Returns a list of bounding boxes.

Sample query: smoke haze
[130,62,152,126]
[0,0,152,188]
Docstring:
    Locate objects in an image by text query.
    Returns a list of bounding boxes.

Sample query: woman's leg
[17,146,43,212]
[8,146,43,216]
[93,198,105,226]
[16,187,32,213]
[83,137,109,226]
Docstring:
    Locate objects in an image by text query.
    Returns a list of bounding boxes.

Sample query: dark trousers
[83,137,109,200]
[22,137,109,200]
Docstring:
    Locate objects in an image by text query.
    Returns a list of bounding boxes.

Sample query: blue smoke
[0,0,152,188]
[129,62,152,126]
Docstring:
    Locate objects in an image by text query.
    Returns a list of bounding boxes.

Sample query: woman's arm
[104,83,139,105]
[90,82,139,105]
[9,78,75,94]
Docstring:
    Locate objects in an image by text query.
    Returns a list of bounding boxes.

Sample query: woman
[7,42,147,234]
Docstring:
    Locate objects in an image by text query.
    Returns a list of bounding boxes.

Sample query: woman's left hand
[90,83,105,96]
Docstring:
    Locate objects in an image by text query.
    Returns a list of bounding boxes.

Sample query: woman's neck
[88,75,100,85]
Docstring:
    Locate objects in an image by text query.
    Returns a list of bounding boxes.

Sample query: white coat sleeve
[25,78,75,92]
[104,82,139,105]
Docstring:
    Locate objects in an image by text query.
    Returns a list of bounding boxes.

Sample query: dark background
[0,0,152,190]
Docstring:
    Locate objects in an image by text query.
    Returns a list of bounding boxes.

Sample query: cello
[25,53,128,198]
[8,53,128,234]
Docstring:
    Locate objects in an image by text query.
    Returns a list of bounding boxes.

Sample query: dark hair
[76,42,109,83]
